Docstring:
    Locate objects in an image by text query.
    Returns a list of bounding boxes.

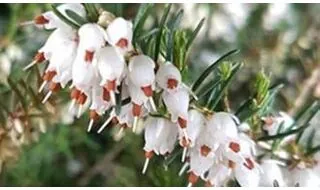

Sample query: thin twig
[289,65,320,116]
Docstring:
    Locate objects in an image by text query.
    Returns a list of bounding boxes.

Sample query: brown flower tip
[49,82,61,92]
[188,171,199,185]
[77,93,87,105]
[229,142,240,153]
[178,117,187,129]
[34,52,46,63]
[167,78,178,89]
[34,15,49,25]
[141,85,153,97]
[84,50,94,63]
[71,88,81,100]
[89,110,100,121]
[144,151,154,159]
[116,38,128,49]
[132,103,142,117]
[43,70,57,81]
[200,145,211,157]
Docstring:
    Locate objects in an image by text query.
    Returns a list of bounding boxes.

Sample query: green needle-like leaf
[154,4,172,62]
[7,77,28,112]
[51,4,80,29]
[83,3,99,22]
[186,18,205,50]
[192,49,239,92]
[65,9,88,25]
[207,62,243,110]
[258,124,309,141]
[133,3,153,46]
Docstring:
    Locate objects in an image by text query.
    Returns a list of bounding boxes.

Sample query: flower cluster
[25,2,194,175]
[21,3,320,187]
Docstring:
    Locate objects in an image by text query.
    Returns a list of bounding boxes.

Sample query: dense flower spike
[22,4,320,187]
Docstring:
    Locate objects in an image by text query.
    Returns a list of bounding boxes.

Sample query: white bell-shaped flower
[234,157,261,187]
[142,117,162,174]
[206,112,239,144]
[155,62,181,92]
[205,162,232,187]
[125,78,149,132]
[96,46,126,105]
[187,147,214,186]
[41,33,78,89]
[156,119,178,155]
[162,87,189,123]
[259,159,286,187]
[128,54,157,111]
[24,28,76,71]
[128,55,155,92]
[87,85,111,132]
[116,103,134,127]
[78,23,107,64]
[33,4,86,31]
[106,17,133,53]
[179,109,206,162]
[71,46,100,118]
[262,111,295,136]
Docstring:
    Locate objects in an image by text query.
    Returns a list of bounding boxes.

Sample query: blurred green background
[0,3,320,186]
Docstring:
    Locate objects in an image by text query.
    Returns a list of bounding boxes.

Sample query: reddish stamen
[167,78,178,89]
[229,142,240,153]
[132,103,142,117]
[188,171,199,185]
[89,110,99,121]
[71,88,81,100]
[200,145,211,157]
[34,52,46,63]
[77,93,87,105]
[144,151,154,159]
[116,38,128,49]
[178,117,187,129]
[84,50,94,63]
[141,85,153,97]
[34,15,49,25]
[103,88,111,102]
[243,158,254,170]
[49,82,61,92]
